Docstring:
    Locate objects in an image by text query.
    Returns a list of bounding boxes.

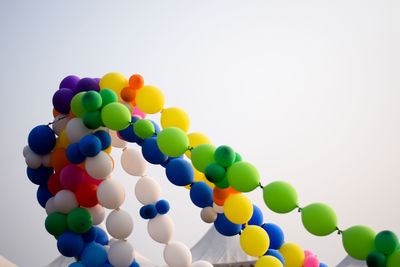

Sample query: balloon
[191,144,216,172]
[223,193,253,224]
[54,189,79,213]
[135,85,165,114]
[106,209,133,239]
[200,206,218,223]
[155,200,170,214]
[94,226,109,245]
[240,225,269,256]
[140,204,158,219]
[66,143,86,164]
[50,148,70,173]
[190,181,213,208]
[74,77,100,94]
[82,90,102,111]
[93,130,111,150]
[82,227,97,243]
[214,145,235,167]
[75,182,99,207]
[161,107,190,133]
[319,263,328,267]
[67,207,93,233]
[59,165,86,191]
[129,74,144,90]
[247,204,263,226]
[70,92,86,118]
[301,203,337,236]
[186,132,211,158]
[214,213,242,236]
[57,129,71,148]
[99,72,129,97]
[204,163,225,183]
[121,87,136,102]
[53,88,74,114]
[69,262,85,267]
[79,135,102,157]
[255,256,283,267]
[142,137,168,164]
[108,240,135,267]
[85,151,113,180]
[213,187,231,206]
[166,158,194,186]
[26,165,53,185]
[80,242,108,267]
[60,75,80,90]
[262,223,284,250]
[133,119,155,139]
[37,185,53,208]
[45,197,57,215]
[85,204,105,225]
[121,147,147,176]
[263,181,298,213]
[101,102,131,131]
[28,125,56,155]
[366,251,387,267]
[99,88,118,108]
[342,225,376,260]
[118,116,142,143]
[132,105,146,119]
[375,230,399,255]
[24,150,42,169]
[304,256,319,267]
[97,179,125,209]
[226,162,260,193]
[213,203,224,214]
[279,243,305,267]
[57,231,84,257]
[387,249,400,267]
[135,176,161,205]
[42,153,52,167]
[265,249,285,265]
[45,212,68,236]
[83,110,103,129]
[52,115,70,135]
[191,261,213,267]
[110,130,127,148]
[163,242,192,267]
[66,118,92,143]
[157,127,189,157]
[148,214,174,244]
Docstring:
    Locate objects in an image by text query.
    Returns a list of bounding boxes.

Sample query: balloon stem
[336,227,342,235]
[47,114,69,126]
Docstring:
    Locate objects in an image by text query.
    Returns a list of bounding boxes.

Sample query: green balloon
[204,163,226,183]
[82,91,102,112]
[214,145,235,167]
[226,161,259,192]
[67,208,93,234]
[215,174,230,189]
[70,92,86,118]
[45,212,68,236]
[156,127,189,157]
[367,251,387,267]
[99,89,118,108]
[342,225,376,260]
[387,249,400,267]
[134,119,155,139]
[263,181,298,213]
[101,102,131,131]
[83,110,103,129]
[191,144,216,172]
[234,152,242,163]
[375,231,399,255]
[301,203,337,236]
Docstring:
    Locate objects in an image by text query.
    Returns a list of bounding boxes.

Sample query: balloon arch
[24,73,399,267]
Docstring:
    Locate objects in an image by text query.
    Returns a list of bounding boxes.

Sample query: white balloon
[85,204,105,225]
[97,179,125,209]
[147,215,174,244]
[110,130,127,148]
[191,261,213,267]
[121,147,147,176]
[52,115,70,136]
[25,151,42,169]
[54,190,78,213]
[66,118,92,143]
[213,203,224,214]
[45,197,57,215]
[200,207,217,223]
[106,209,134,239]
[164,242,192,267]
[41,153,52,167]
[23,145,31,157]
[85,151,113,180]
[135,176,161,205]
[108,240,135,267]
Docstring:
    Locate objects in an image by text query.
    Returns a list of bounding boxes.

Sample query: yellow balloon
[255,256,283,267]
[240,225,269,257]
[185,132,211,158]
[104,145,112,154]
[58,129,70,148]
[161,107,190,133]
[99,72,129,97]
[279,243,305,267]
[223,193,253,224]
[135,85,165,114]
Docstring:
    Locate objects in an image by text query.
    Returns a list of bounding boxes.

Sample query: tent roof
[337,256,367,267]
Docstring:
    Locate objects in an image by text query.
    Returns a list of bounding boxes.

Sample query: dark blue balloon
[190,181,213,208]
[69,262,85,267]
[248,205,263,226]
[118,117,143,143]
[28,125,56,155]
[150,120,160,134]
[156,200,170,214]
[79,135,102,157]
[142,137,168,164]
[66,143,86,164]
[57,231,84,257]
[214,213,241,236]
[165,158,194,186]
[129,259,140,267]
[27,165,53,185]
[94,130,111,150]
[99,264,113,267]
[319,263,328,267]
[74,77,100,94]
[37,185,53,208]
[82,227,97,243]
[265,249,285,265]
[140,205,157,219]
[94,227,109,246]
[81,242,108,267]
[261,223,284,250]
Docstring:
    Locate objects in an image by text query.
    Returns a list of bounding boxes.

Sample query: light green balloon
[301,203,337,236]
[387,249,400,267]
[226,161,260,192]
[70,92,86,118]
[262,181,298,213]
[134,119,155,139]
[156,127,189,157]
[342,225,376,260]
[191,144,216,172]
[100,102,131,131]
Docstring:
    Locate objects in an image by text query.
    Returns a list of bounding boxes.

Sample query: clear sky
[0,0,399,266]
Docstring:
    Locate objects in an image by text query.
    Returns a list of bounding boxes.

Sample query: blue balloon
[82,227,97,243]
[79,135,102,157]
[28,125,56,155]
[81,242,108,267]
[99,264,113,267]
[140,205,157,219]
[248,205,263,226]
[319,263,328,267]
[94,130,111,150]
[265,249,285,265]
[37,185,53,208]
[214,213,241,236]
[156,200,170,214]
[261,223,284,250]
[57,231,84,257]
[27,165,53,185]
[129,259,140,267]
[94,227,109,245]
[141,137,168,164]
[118,116,143,143]
[66,143,86,164]
[165,158,194,186]
[150,120,160,134]
[69,262,85,267]
[190,181,213,208]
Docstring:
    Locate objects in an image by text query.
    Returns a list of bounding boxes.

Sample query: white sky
[0,0,399,266]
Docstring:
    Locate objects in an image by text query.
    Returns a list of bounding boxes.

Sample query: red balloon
[85,172,103,186]
[47,173,64,195]
[75,182,99,208]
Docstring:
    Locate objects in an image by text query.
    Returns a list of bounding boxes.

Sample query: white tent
[336,256,367,267]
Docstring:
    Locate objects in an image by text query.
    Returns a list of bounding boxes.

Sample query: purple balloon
[53,88,74,114]
[74,78,100,94]
[93,78,101,84]
[59,165,86,191]
[59,75,80,90]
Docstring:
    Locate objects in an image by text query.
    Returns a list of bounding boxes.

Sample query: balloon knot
[188,146,194,151]
[336,227,342,235]
[48,114,69,126]
[122,147,128,151]
[258,182,263,189]
[297,207,302,212]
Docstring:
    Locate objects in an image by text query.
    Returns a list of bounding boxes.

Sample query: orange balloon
[53,108,61,118]
[229,187,240,194]
[129,74,144,90]
[130,99,136,106]
[50,148,71,173]
[121,87,136,102]
[69,109,76,119]
[213,187,231,205]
